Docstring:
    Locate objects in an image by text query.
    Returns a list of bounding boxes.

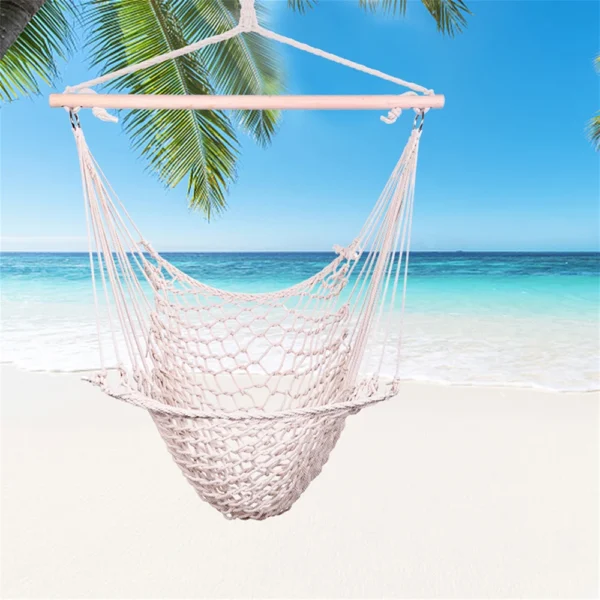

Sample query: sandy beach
[1,364,597,598]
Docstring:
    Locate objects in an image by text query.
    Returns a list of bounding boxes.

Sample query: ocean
[1,251,598,392]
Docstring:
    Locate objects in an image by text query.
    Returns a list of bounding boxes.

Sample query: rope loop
[380,107,403,125]
[380,91,432,126]
[63,87,119,124]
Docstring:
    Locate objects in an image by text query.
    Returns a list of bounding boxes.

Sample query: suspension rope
[63,0,434,125]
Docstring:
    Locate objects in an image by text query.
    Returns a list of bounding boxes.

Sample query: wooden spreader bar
[49,93,445,112]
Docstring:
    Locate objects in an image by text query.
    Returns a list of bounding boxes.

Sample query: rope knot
[380,90,434,125]
[84,370,108,389]
[381,107,402,125]
[333,239,360,261]
[117,365,128,382]
[63,87,119,124]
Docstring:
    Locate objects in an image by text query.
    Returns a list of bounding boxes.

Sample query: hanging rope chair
[50,0,444,520]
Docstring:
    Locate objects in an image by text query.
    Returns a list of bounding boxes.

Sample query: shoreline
[3,252,599,394]
[1,360,598,394]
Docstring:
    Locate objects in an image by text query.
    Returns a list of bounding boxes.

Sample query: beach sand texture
[1,364,598,598]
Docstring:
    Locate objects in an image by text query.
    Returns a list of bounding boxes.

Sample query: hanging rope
[63,0,434,125]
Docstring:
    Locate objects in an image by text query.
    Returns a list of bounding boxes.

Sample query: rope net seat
[57,0,440,520]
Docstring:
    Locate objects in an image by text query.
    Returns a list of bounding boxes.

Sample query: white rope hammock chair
[50,0,444,520]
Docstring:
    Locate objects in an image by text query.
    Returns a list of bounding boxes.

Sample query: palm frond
[0,0,76,102]
[590,57,600,151]
[588,114,600,151]
[87,0,239,218]
[421,0,471,36]
[287,0,317,14]
[171,0,282,146]
[290,0,469,34]
[357,0,408,16]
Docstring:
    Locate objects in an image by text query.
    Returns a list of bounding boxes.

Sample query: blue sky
[1,0,598,252]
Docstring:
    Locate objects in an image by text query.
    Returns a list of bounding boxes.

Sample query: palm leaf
[170,0,282,146]
[0,0,76,102]
[420,0,471,36]
[589,57,599,151]
[87,0,240,218]
[287,0,317,13]
[588,114,600,151]
[292,0,470,35]
[358,0,407,15]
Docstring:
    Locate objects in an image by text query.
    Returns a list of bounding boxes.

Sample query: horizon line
[1,249,599,254]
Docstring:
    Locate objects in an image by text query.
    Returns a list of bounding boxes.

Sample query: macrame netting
[61,0,433,520]
[72,119,421,519]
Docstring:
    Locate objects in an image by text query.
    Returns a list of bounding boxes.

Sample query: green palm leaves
[0,0,75,101]
[87,0,280,217]
[322,0,471,36]
[0,0,475,217]
[588,57,599,151]
[589,115,600,151]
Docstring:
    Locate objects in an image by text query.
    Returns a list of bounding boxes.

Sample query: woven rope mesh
[73,124,420,519]
[152,411,346,519]
[142,250,355,414]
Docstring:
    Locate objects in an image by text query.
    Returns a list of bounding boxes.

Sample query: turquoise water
[1,252,599,391]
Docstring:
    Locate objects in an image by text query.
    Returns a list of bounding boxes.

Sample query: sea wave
[1,300,598,392]
[2,252,598,392]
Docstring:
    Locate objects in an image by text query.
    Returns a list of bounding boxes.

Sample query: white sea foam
[1,298,598,392]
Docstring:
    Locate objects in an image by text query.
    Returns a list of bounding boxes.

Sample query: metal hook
[413,109,426,132]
